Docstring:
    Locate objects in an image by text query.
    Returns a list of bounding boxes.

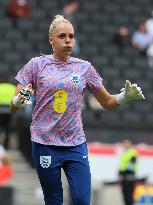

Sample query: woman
[10,15,144,205]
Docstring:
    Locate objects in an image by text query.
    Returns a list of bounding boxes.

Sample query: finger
[20,99,25,104]
[139,93,145,100]
[136,87,141,92]
[131,84,140,93]
[142,94,145,100]
[131,84,138,89]
[137,90,145,98]
[20,96,26,102]
[125,80,131,90]
[26,84,34,95]
[26,84,32,89]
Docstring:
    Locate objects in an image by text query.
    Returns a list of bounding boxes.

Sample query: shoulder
[27,55,52,69]
[69,57,92,67]
[146,19,152,24]
[130,148,138,156]
[31,54,49,63]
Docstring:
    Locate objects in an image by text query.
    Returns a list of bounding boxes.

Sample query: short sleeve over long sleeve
[86,64,103,92]
[15,58,37,88]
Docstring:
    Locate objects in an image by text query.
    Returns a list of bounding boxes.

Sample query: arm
[93,80,145,111]
[93,86,119,110]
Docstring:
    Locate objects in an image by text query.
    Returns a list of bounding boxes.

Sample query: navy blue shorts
[32,142,91,205]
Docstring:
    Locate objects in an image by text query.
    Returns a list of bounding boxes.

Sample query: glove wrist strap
[116,91,128,105]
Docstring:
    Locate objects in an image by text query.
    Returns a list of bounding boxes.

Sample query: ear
[49,37,53,46]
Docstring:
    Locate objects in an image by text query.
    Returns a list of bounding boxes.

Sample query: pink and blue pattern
[15,55,103,146]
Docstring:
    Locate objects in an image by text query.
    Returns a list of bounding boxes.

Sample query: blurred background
[0,0,153,204]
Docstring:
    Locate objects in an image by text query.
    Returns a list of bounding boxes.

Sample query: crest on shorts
[40,156,51,168]
[70,74,80,85]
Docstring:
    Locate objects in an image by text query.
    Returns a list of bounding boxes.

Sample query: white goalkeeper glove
[12,84,34,107]
[116,80,145,105]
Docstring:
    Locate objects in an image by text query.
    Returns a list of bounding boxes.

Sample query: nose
[65,36,70,44]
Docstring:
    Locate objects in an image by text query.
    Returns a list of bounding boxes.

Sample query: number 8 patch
[53,90,68,113]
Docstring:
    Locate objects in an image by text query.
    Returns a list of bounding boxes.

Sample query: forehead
[53,22,74,34]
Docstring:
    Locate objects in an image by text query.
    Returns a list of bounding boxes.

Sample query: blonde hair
[49,15,71,40]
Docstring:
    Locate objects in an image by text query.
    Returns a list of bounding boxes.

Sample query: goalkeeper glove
[12,84,34,107]
[116,80,145,105]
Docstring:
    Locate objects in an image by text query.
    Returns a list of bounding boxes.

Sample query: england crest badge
[40,156,51,168]
[70,74,80,85]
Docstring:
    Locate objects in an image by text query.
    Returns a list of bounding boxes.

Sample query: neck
[53,53,69,62]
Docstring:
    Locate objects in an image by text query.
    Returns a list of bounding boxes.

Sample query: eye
[58,34,66,39]
[69,34,74,39]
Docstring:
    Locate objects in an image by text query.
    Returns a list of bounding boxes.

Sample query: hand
[116,80,145,105]
[122,80,145,101]
[19,84,34,105]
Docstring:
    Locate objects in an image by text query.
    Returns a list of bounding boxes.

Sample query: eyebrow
[57,32,74,35]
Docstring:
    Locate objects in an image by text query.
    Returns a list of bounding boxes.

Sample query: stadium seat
[113,57,130,68]
[101,45,119,56]
[92,13,110,25]
[37,20,50,31]
[93,56,109,67]
[4,52,21,63]
[133,15,146,24]
[18,20,35,30]
[114,14,129,25]
[81,45,99,57]
[0,18,12,30]
[146,92,153,102]
[136,80,151,92]
[124,69,141,80]
[99,112,121,126]
[92,35,110,46]
[30,9,45,20]
[102,24,117,35]
[0,41,11,52]
[123,46,139,57]
[124,4,140,14]
[145,70,153,80]
[82,23,98,34]
[134,101,152,113]
[27,31,44,41]
[112,79,125,90]
[123,112,141,124]
[83,2,99,12]
[145,114,153,125]
[6,30,22,41]
[40,1,57,10]
[101,67,120,79]
[103,4,120,13]
[133,57,148,70]
[15,41,32,53]
[75,12,88,22]
[0,63,10,74]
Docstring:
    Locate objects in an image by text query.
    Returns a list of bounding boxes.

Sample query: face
[69,2,79,13]
[122,139,133,150]
[49,22,75,61]
[139,24,146,33]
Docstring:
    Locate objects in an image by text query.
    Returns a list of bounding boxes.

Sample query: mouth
[64,46,72,51]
